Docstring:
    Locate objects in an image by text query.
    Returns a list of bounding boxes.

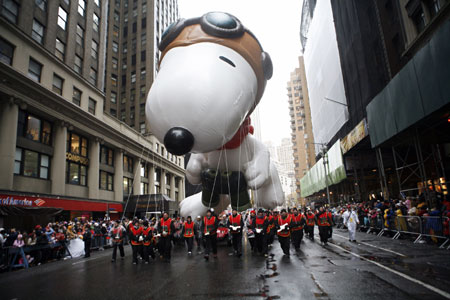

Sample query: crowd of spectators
[331,192,450,239]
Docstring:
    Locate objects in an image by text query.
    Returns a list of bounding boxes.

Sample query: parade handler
[227,209,244,257]
[157,212,175,263]
[202,209,219,260]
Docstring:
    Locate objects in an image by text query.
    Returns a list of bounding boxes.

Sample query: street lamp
[310,142,330,205]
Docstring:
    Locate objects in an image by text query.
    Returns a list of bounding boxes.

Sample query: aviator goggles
[158,11,273,81]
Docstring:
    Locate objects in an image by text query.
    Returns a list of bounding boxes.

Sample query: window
[32,19,44,44]
[140,182,148,194]
[130,88,135,101]
[140,68,146,81]
[74,55,82,74]
[0,37,14,65]
[140,85,146,98]
[131,38,136,52]
[100,146,114,166]
[100,171,113,190]
[123,26,128,37]
[141,51,146,62]
[93,13,99,32]
[121,93,126,104]
[112,57,118,69]
[17,110,52,145]
[58,7,67,30]
[113,25,119,38]
[123,155,133,172]
[111,74,117,87]
[66,132,88,186]
[91,40,98,59]
[124,12,128,23]
[89,68,97,85]
[28,58,42,82]
[120,109,126,121]
[132,54,136,65]
[112,41,118,53]
[67,132,88,156]
[141,33,146,47]
[142,18,146,28]
[114,11,119,22]
[78,0,85,16]
[94,0,100,7]
[121,75,126,86]
[72,87,82,106]
[123,42,127,54]
[76,25,84,48]
[132,22,137,33]
[110,108,117,116]
[412,7,426,33]
[14,148,50,179]
[55,38,65,60]
[35,0,46,11]
[122,59,127,70]
[88,98,96,114]
[52,74,63,95]
[140,103,145,115]
[123,177,133,194]
[142,3,147,13]
[111,92,117,103]
[131,71,136,83]
[139,122,145,134]
[1,0,19,24]
[130,106,135,119]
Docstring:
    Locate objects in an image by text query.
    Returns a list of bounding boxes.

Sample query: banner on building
[340,119,368,154]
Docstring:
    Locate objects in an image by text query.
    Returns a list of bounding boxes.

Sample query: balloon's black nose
[164,127,194,155]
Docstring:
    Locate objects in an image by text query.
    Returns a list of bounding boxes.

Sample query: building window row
[17,110,52,145]
[14,147,50,179]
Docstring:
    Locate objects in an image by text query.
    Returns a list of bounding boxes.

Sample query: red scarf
[219,117,254,150]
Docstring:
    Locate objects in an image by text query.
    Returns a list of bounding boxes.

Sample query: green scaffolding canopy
[300,140,347,197]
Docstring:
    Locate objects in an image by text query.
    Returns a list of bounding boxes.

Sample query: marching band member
[202,209,219,260]
[275,209,292,256]
[157,212,175,262]
[128,219,143,264]
[305,209,316,240]
[110,220,126,262]
[182,216,196,254]
[252,208,269,257]
[142,220,155,263]
[316,207,332,245]
[227,209,244,257]
[290,208,306,251]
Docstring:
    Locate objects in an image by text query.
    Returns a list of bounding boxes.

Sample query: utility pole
[321,146,330,205]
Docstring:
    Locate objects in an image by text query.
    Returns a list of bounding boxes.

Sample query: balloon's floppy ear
[262,51,273,80]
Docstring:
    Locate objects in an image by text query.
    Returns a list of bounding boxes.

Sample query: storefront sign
[66,152,89,165]
[340,119,368,154]
[0,194,122,212]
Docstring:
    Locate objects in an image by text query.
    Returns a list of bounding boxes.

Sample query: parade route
[1,229,449,300]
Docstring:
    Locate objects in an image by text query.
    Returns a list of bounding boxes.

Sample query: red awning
[0,194,123,212]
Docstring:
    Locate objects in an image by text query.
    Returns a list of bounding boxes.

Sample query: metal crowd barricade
[411,216,448,248]
[390,216,422,240]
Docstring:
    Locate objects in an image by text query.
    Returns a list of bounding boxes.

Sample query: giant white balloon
[146,12,285,217]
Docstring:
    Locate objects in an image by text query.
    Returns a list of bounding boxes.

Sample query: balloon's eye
[219,56,235,67]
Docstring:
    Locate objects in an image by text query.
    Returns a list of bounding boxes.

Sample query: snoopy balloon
[146,12,284,217]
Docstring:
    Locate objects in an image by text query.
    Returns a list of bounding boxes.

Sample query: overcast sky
[178,0,304,145]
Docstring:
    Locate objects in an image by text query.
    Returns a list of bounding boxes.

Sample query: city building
[299,0,449,205]
[286,57,316,204]
[0,0,185,229]
[104,0,178,134]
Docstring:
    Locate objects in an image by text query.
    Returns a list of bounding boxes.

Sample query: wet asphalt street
[1,228,450,300]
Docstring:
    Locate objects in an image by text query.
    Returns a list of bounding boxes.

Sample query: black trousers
[195,236,202,250]
[248,237,255,250]
[160,236,172,260]
[231,233,242,254]
[318,226,329,243]
[131,244,141,263]
[255,233,267,254]
[112,242,124,260]
[204,234,217,255]
[142,244,154,262]
[306,225,315,239]
[291,229,304,250]
[278,235,290,255]
[84,239,91,257]
[185,237,194,252]
[328,225,333,238]
[267,231,275,245]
